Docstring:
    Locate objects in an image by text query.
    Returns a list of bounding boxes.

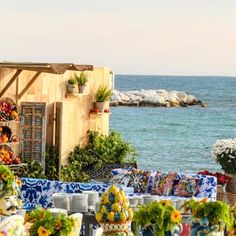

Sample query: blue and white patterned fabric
[19,178,108,210]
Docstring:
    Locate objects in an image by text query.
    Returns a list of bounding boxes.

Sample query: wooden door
[20,102,46,171]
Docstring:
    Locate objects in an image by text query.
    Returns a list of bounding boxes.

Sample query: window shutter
[20,102,46,171]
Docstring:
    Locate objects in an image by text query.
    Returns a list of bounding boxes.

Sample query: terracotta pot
[226,174,236,193]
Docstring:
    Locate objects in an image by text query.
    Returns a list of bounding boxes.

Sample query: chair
[69,213,83,236]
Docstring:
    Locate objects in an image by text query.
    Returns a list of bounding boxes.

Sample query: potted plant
[182,199,231,236]
[75,72,88,93]
[95,85,112,112]
[67,78,77,94]
[24,208,74,236]
[133,200,182,236]
[212,139,236,193]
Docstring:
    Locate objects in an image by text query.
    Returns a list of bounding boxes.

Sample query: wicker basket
[100,221,131,234]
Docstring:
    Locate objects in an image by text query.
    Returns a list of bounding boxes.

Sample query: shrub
[60,130,137,182]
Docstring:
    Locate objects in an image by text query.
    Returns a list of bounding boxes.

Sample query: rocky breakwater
[110,89,206,107]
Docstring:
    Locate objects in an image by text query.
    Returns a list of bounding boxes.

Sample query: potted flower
[133,200,182,236]
[182,199,231,236]
[67,78,77,94]
[95,85,112,112]
[24,208,74,236]
[75,72,88,93]
[212,139,236,193]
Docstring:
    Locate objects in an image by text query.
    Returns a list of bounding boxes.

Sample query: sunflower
[159,199,171,207]
[37,226,50,236]
[1,173,9,181]
[171,210,182,223]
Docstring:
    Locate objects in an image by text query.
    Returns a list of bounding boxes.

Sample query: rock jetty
[110,89,206,107]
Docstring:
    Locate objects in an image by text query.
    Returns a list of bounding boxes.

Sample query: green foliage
[68,78,77,85]
[45,145,59,180]
[60,130,137,182]
[26,208,73,236]
[183,200,232,229]
[75,72,88,85]
[23,144,59,180]
[95,85,112,102]
[134,201,181,236]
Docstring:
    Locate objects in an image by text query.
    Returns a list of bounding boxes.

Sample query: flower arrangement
[198,170,230,185]
[182,199,231,233]
[24,208,73,236]
[212,139,236,175]
[133,200,182,236]
[0,164,21,198]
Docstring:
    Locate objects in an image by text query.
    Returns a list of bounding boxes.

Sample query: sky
[0,0,236,76]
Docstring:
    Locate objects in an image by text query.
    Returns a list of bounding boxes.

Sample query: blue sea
[110,75,236,173]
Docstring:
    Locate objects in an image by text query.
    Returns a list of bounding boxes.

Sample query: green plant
[25,208,73,236]
[95,85,112,102]
[75,72,88,85]
[182,199,232,230]
[60,130,137,182]
[23,144,59,180]
[134,201,182,236]
[68,78,77,85]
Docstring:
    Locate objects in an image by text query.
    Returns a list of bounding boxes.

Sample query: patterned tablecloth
[19,178,108,210]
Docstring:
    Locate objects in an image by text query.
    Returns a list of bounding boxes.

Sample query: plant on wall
[60,130,137,182]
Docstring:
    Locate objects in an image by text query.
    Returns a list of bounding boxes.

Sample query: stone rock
[110,90,204,108]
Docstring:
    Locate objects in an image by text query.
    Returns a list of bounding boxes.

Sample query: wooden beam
[18,71,41,99]
[0,69,22,98]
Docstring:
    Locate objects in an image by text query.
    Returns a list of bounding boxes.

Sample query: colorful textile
[173,176,199,197]
[127,169,151,193]
[151,172,177,196]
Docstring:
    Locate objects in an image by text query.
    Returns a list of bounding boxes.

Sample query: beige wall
[0,66,111,167]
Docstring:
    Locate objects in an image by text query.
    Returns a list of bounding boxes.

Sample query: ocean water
[110,75,236,173]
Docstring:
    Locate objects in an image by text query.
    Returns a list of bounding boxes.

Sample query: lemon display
[96,185,133,224]
[112,202,121,212]
[107,211,115,222]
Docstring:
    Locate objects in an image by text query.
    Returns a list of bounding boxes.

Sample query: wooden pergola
[0,62,93,100]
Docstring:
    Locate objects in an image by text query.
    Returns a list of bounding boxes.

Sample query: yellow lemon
[120,212,127,222]
[123,201,129,210]
[101,205,107,214]
[115,192,123,202]
[108,185,119,194]
[107,211,115,222]
[128,208,134,220]
[95,212,103,222]
[112,202,121,212]
[120,190,126,198]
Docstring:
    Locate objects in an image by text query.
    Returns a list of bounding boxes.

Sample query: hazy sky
[1,0,236,76]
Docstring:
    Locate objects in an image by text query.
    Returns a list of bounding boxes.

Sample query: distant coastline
[110,89,206,107]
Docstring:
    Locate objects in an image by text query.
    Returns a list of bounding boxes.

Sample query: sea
[109,75,236,173]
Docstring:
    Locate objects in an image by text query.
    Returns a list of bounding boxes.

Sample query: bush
[60,130,137,182]
[23,144,59,180]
